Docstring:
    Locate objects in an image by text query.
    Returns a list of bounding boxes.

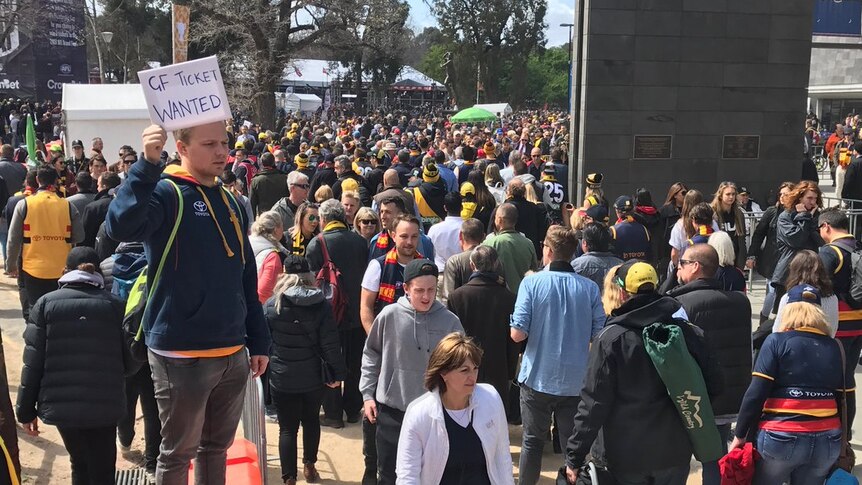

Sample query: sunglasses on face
[678,259,697,267]
[291,183,310,189]
[359,219,376,225]
[307,215,318,222]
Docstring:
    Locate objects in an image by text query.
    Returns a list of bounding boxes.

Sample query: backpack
[829,242,862,310]
[111,249,147,301]
[314,234,348,326]
[123,179,184,362]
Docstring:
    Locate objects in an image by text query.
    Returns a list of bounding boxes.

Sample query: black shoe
[321,417,344,429]
[347,412,361,424]
[362,469,377,485]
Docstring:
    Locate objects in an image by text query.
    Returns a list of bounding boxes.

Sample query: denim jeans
[148,348,249,485]
[518,384,580,485]
[701,423,731,485]
[612,463,690,485]
[754,428,842,484]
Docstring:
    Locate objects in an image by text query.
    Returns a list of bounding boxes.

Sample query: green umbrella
[451,106,497,122]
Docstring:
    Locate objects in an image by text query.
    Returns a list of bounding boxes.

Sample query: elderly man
[306,200,371,429]
[272,171,310,232]
[447,245,517,412]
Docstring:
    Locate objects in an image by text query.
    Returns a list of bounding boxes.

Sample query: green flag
[25,114,37,168]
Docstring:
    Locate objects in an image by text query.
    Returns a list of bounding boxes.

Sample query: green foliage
[525,44,570,107]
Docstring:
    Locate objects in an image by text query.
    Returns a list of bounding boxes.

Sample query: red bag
[719,442,759,485]
[315,234,348,326]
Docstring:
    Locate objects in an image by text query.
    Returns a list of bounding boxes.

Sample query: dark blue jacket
[105,159,271,356]
[611,217,652,261]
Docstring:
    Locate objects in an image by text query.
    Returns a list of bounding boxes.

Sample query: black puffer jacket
[566,294,721,474]
[16,271,130,427]
[667,278,751,416]
[265,286,346,394]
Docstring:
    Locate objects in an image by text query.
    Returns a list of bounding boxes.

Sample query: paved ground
[2,265,861,483]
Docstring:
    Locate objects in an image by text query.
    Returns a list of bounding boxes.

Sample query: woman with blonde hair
[265,255,345,485]
[288,202,320,255]
[353,207,380,245]
[730,294,845,484]
[602,264,625,315]
[250,211,288,303]
[708,231,746,292]
[396,332,514,485]
[314,185,333,203]
[710,181,748,268]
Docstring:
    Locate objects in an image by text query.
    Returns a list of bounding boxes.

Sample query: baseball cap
[844,125,854,135]
[614,260,658,295]
[66,246,101,270]
[71,139,84,148]
[738,187,750,196]
[786,284,822,306]
[585,204,609,224]
[614,195,634,212]
[404,259,438,283]
[283,254,310,274]
[384,142,397,151]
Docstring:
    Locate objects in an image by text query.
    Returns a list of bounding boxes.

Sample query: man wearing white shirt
[427,193,465,272]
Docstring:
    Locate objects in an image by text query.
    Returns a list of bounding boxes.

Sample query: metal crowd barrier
[241,375,268,485]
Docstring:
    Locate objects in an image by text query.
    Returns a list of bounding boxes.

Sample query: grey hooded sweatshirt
[360,296,463,411]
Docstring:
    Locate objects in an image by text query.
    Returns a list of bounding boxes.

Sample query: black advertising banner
[34,0,88,101]
[0,14,36,99]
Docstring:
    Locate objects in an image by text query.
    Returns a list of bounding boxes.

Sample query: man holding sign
[106,57,270,485]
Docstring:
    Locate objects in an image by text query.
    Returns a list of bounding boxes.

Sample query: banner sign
[813,0,862,36]
[172,4,190,64]
[139,55,231,130]
[35,0,88,100]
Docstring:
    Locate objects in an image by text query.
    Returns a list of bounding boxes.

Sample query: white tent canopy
[280,93,322,114]
[62,84,176,160]
[472,103,512,116]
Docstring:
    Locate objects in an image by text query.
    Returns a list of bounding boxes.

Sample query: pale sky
[406,0,574,47]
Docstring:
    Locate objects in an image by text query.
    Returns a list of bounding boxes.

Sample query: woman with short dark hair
[396,333,514,485]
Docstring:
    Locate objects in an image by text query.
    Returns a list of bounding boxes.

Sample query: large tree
[427,0,546,108]
[190,0,346,126]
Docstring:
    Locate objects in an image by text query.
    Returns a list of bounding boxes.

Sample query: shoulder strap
[837,341,850,441]
[148,180,184,303]
[317,234,331,265]
[829,244,845,274]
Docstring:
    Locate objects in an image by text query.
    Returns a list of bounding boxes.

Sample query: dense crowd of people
[0,108,857,485]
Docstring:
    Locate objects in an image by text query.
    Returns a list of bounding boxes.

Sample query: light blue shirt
[436,164,458,193]
[510,264,605,396]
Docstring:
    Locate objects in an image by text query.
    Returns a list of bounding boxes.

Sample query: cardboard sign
[138,56,231,131]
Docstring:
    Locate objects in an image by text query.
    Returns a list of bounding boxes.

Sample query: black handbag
[556,463,616,485]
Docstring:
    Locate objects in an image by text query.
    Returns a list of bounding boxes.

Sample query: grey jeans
[148,348,250,485]
[518,383,580,485]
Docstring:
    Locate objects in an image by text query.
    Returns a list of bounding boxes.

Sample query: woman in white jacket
[396,333,514,485]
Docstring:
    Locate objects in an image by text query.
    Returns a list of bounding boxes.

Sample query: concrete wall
[571,0,814,206]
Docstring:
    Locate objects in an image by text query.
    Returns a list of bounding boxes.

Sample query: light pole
[101,31,114,82]
[560,23,574,113]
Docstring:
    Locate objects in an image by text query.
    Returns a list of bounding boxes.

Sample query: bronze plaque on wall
[722,135,760,159]
[632,135,673,159]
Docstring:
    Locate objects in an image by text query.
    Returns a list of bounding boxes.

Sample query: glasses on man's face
[818,223,828,230]
[291,183,310,190]
[678,259,696,267]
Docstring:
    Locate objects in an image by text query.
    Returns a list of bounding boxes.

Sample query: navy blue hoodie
[105,158,270,356]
